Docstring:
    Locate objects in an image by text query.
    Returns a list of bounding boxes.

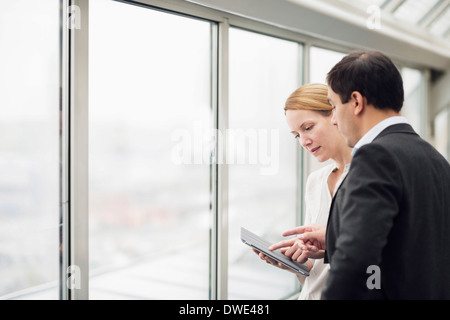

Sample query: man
[271,50,450,299]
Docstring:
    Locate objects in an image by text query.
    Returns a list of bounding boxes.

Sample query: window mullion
[61,0,89,300]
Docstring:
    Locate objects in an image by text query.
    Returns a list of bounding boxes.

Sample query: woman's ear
[351,91,365,116]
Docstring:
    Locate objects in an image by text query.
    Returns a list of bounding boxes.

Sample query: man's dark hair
[326,50,404,112]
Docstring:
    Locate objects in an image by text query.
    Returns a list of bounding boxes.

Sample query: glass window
[401,67,426,137]
[228,27,301,299]
[393,0,441,24]
[308,46,346,174]
[89,0,212,299]
[358,0,387,7]
[434,106,450,161]
[0,0,60,299]
[428,6,450,37]
[310,46,346,85]
[337,0,387,10]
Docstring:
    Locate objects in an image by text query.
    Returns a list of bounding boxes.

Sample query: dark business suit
[323,123,450,299]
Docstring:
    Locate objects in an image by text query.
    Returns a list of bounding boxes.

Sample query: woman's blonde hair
[284,83,332,116]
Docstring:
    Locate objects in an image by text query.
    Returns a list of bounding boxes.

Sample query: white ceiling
[291,0,450,45]
[187,0,450,69]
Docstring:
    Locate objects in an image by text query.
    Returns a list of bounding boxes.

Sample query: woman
[255,83,352,300]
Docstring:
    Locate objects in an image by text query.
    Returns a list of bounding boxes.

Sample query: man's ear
[351,91,365,116]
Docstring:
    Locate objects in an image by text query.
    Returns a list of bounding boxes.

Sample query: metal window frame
[210,19,229,300]
[60,0,89,300]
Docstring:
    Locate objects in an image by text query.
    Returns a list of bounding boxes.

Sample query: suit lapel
[324,169,350,262]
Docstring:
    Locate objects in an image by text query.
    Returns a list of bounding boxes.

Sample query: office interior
[1,0,449,300]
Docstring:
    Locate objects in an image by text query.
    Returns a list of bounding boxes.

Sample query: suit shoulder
[353,141,396,163]
[370,130,449,168]
[349,143,404,190]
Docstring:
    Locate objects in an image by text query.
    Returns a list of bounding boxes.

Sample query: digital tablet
[240,227,309,276]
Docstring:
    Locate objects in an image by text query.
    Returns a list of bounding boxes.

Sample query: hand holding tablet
[240,227,310,276]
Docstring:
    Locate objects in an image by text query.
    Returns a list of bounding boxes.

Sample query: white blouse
[298,162,349,300]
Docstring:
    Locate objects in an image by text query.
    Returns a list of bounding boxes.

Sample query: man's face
[328,87,358,148]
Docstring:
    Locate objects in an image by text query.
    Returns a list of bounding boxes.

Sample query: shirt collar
[351,116,409,156]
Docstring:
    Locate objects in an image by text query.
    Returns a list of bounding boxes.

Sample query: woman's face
[285,109,339,162]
